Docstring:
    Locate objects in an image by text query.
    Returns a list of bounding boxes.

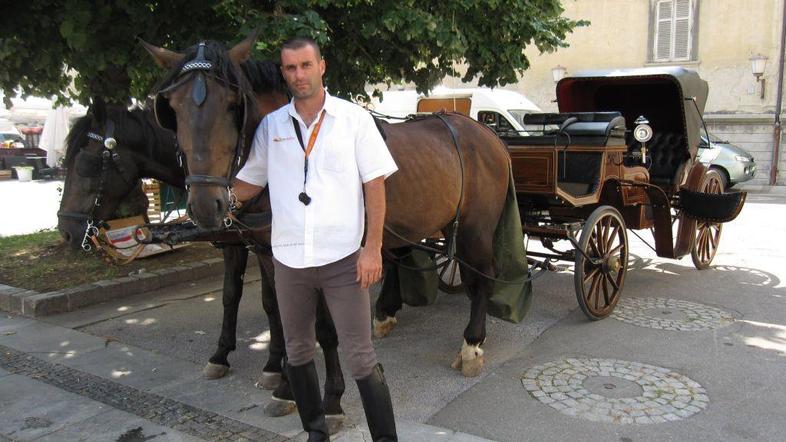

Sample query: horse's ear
[90,97,106,124]
[228,29,258,64]
[139,38,185,69]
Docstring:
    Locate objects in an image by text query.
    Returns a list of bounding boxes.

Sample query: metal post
[770,0,786,185]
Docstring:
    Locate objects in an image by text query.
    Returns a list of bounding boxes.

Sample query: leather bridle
[153,42,248,222]
[58,119,125,251]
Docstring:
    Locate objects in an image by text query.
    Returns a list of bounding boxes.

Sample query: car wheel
[710,166,729,190]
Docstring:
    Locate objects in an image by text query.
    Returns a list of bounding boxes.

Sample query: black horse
[56,94,348,431]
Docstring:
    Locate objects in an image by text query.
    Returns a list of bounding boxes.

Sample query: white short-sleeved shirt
[235,91,398,268]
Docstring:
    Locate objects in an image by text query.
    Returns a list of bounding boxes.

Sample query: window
[477,111,517,135]
[652,0,697,62]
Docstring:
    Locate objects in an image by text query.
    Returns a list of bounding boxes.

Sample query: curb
[0,256,256,317]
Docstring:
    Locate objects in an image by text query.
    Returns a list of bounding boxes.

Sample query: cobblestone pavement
[521,358,708,424]
[611,297,736,331]
[0,344,287,441]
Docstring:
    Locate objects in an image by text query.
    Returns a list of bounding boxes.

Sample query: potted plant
[13,165,34,182]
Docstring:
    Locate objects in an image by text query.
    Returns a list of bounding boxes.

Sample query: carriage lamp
[104,137,117,150]
[749,54,768,99]
[633,116,653,165]
[552,65,567,83]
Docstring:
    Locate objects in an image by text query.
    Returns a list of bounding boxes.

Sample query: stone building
[513,0,785,188]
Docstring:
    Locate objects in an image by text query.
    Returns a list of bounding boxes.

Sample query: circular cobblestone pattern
[611,297,734,331]
[521,358,709,424]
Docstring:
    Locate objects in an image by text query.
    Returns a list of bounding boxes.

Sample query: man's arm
[232,178,263,203]
[356,176,385,288]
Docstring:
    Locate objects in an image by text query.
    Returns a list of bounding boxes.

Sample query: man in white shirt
[233,37,398,441]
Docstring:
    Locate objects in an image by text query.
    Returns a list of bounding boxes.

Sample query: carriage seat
[519,112,627,147]
[625,132,690,187]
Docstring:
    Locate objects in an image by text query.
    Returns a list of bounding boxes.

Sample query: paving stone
[521,358,709,425]
[611,297,735,331]
[0,344,287,441]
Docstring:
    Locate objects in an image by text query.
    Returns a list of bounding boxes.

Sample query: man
[232,37,398,442]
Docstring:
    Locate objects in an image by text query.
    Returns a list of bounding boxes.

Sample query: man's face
[280,45,325,99]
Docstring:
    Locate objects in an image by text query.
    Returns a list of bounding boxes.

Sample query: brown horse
[144,35,511,376]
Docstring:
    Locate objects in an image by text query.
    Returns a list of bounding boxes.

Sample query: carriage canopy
[556,67,709,164]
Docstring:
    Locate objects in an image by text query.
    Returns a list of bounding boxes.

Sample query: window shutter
[655,1,673,61]
[673,0,692,60]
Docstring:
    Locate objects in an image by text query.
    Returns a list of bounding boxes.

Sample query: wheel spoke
[606,224,620,253]
[609,243,625,256]
[589,235,602,258]
[600,275,609,309]
[587,271,600,304]
[604,271,620,292]
[583,266,600,284]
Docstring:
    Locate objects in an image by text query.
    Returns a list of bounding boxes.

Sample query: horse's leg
[316,293,346,434]
[204,245,248,379]
[256,254,285,389]
[373,250,404,338]
[450,229,493,377]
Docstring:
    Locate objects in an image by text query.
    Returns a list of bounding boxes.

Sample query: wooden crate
[0,170,11,181]
[142,179,162,223]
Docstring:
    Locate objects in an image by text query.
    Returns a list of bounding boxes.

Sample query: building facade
[512,0,785,187]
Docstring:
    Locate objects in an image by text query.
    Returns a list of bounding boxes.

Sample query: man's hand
[357,176,386,289]
[356,245,383,289]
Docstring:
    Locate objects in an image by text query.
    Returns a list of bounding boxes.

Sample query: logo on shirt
[272,136,296,142]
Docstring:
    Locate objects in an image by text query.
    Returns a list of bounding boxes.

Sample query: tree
[0,1,585,105]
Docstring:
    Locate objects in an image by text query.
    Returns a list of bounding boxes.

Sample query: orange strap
[303,110,327,159]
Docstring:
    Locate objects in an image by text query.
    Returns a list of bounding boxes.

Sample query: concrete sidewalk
[1,194,785,441]
[0,312,488,441]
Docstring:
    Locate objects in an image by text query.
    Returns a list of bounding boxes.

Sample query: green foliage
[0,0,585,105]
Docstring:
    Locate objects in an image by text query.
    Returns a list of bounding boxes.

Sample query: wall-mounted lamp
[552,65,567,83]
[749,53,768,99]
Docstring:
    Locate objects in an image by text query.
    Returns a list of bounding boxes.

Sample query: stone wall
[704,114,783,187]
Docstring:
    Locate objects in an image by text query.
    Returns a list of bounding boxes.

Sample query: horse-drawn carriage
[469,67,745,320]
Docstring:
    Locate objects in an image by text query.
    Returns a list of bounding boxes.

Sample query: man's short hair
[281,37,322,60]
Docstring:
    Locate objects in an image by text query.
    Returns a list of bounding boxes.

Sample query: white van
[367,87,541,135]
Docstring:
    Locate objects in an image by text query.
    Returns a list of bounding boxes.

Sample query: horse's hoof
[264,397,296,417]
[254,371,282,390]
[325,414,346,435]
[373,316,397,338]
[461,355,485,377]
[203,362,230,380]
[450,352,462,370]
[457,340,485,377]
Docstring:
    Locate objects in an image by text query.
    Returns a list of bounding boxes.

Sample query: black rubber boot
[287,361,329,442]
[356,364,398,441]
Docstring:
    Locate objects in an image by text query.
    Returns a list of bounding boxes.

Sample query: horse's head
[142,35,259,229]
[57,99,149,250]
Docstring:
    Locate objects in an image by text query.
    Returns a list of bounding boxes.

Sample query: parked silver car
[697,133,756,188]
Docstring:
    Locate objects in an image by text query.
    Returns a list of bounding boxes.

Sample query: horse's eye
[227,104,236,112]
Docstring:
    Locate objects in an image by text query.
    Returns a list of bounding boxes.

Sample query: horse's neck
[139,110,185,188]
[256,91,289,119]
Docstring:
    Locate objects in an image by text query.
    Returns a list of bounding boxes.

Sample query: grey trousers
[273,250,378,379]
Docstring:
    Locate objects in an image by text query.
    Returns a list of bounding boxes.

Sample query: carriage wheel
[691,169,724,270]
[435,254,464,293]
[574,206,628,320]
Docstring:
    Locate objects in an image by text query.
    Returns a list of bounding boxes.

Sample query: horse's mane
[64,115,93,167]
[241,59,288,96]
[154,40,257,110]
[63,104,176,169]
